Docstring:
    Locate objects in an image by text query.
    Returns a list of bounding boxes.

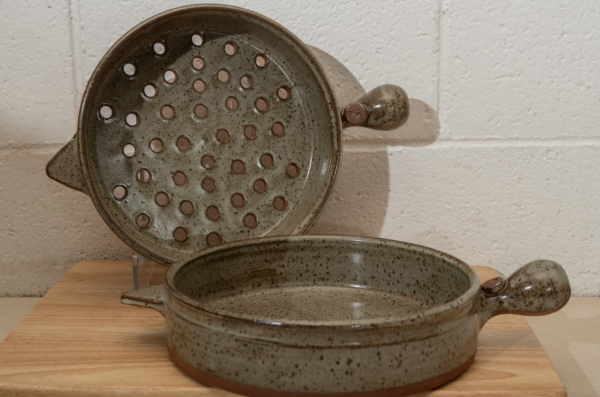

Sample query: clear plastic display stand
[132,251,168,289]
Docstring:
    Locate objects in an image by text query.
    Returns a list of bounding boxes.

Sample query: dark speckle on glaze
[121,235,571,396]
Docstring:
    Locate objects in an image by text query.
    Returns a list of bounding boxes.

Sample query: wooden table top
[0,261,566,397]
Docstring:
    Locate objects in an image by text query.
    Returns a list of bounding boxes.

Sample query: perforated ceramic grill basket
[46,5,409,264]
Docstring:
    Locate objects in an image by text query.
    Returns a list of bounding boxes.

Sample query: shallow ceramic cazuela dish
[122,235,571,397]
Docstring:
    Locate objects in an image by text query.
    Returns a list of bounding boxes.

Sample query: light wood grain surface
[0,261,566,397]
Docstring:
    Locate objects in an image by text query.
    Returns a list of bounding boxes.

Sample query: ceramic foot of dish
[168,346,476,397]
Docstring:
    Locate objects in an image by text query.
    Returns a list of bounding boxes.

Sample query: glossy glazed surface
[45,5,410,265]
[172,237,474,326]
[49,5,341,265]
[122,236,570,396]
[205,286,431,321]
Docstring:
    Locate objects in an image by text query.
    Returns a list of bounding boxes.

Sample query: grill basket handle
[341,84,410,131]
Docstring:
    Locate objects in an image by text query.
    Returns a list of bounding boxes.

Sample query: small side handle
[478,260,571,327]
[121,285,166,316]
[46,135,89,195]
[341,84,410,131]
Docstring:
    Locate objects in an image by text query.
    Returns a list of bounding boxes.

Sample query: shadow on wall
[307,46,440,237]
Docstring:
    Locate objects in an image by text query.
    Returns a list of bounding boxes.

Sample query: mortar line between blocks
[3,138,600,155]
[67,0,85,107]
[436,0,444,115]
[343,138,600,152]
[0,144,69,154]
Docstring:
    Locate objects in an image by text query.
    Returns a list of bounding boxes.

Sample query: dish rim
[164,235,482,330]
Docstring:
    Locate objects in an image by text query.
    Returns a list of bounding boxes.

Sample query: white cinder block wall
[0,0,598,296]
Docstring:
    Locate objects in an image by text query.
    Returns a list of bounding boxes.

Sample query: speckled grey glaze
[342,85,410,130]
[122,235,571,396]
[45,5,410,265]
